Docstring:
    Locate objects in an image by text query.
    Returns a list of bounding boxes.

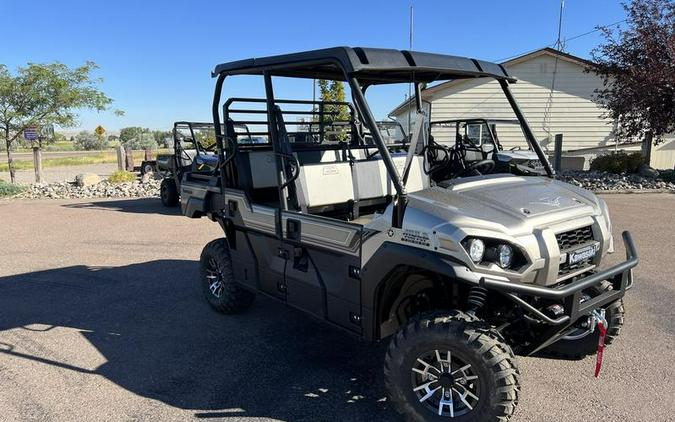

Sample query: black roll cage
[210,47,554,228]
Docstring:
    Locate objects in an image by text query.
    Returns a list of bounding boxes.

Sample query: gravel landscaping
[557,170,675,192]
[5,169,674,200]
[14,178,160,199]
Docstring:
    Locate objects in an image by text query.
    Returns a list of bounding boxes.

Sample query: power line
[565,19,626,42]
[493,18,627,63]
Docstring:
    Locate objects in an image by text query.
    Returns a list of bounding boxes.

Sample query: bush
[660,169,675,182]
[0,179,25,197]
[590,152,645,174]
[74,131,108,151]
[107,170,136,184]
[119,127,158,150]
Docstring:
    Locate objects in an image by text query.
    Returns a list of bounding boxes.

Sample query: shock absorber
[467,286,488,316]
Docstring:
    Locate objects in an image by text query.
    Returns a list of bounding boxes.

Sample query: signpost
[24,127,43,183]
[23,127,38,142]
[95,125,106,137]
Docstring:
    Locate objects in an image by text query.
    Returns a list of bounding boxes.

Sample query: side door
[280,211,363,333]
[221,190,287,302]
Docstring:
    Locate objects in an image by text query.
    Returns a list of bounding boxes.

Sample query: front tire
[544,282,625,359]
[199,239,255,314]
[385,312,520,422]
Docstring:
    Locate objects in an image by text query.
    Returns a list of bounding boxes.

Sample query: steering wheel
[423,142,451,175]
[457,159,496,177]
[509,146,522,151]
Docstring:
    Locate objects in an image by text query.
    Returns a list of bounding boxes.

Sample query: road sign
[24,127,38,141]
[95,125,106,136]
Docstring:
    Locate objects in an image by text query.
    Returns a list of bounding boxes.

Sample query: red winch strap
[594,321,608,378]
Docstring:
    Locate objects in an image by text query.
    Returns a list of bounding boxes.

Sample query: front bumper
[479,231,638,354]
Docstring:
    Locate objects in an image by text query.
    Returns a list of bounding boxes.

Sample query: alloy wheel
[411,349,480,418]
[205,258,224,298]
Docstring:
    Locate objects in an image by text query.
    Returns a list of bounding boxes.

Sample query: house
[390,47,674,170]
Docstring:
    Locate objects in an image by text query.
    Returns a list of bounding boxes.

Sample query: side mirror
[481,143,495,154]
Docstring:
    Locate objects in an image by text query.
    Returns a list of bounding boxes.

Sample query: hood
[407,175,601,234]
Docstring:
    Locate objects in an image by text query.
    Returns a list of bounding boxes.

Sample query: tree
[74,130,108,150]
[193,127,216,150]
[316,80,351,141]
[119,126,158,150]
[0,61,121,182]
[152,130,172,148]
[591,0,675,144]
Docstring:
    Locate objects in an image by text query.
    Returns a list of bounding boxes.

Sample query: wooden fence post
[553,133,563,172]
[124,145,134,172]
[144,147,152,161]
[32,146,43,183]
[116,145,125,171]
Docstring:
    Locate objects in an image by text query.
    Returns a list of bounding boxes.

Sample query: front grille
[556,226,595,278]
[556,226,594,251]
[558,259,594,277]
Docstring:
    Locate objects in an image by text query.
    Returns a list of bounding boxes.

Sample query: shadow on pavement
[0,261,394,421]
[63,198,182,216]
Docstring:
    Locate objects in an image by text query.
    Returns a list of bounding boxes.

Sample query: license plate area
[568,244,598,264]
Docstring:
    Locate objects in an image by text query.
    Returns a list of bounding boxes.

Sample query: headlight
[463,237,521,269]
[496,244,513,268]
[467,238,485,263]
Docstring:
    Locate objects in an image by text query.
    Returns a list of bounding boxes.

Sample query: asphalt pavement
[0,194,673,421]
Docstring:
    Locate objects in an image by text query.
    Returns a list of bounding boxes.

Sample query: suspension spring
[467,286,488,314]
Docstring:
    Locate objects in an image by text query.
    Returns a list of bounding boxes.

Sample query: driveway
[0,194,673,421]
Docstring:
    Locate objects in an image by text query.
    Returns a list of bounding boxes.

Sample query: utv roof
[212,47,515,84]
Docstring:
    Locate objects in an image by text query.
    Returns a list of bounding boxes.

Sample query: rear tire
[199,239,255,314]
[384,311,520,422]
[160,178,179,207]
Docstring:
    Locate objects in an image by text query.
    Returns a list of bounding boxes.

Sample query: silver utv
[181,47,638,422]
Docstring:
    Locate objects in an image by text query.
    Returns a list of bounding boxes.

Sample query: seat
[295,162,354,213]
[392,155,429,193]
[352,155,429,201]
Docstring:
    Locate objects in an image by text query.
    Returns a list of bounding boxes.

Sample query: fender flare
[360,242,474,341]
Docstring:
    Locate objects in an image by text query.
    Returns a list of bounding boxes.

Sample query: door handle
[286,219,301,242]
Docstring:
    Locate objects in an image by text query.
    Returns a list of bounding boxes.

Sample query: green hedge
[589,152,645,174]
[0,179,25,197]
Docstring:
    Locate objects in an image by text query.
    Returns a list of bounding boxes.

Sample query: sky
[1,0,628,133]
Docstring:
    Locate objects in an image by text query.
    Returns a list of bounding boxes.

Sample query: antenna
[407,2,414,136]
[553,0,565,51]
[409,3,414,51]
[544,0,565,143]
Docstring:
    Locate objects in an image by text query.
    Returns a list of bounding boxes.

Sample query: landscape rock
[140,172,153,183]
[557,170,675,192]
[15,179,161,200]
[9,169,675,201]
[637,164,660,179]
[75,173,101,187]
